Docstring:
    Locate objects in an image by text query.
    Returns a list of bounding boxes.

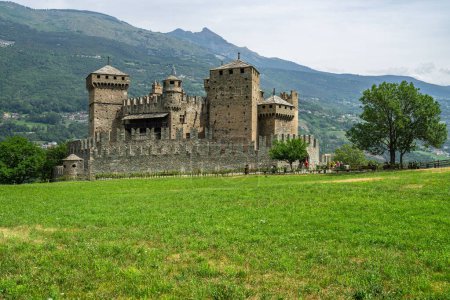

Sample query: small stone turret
[151,81,162,96]
[162,68,183,110]
[62,154,84,180]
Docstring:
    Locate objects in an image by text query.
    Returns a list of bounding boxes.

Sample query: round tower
[162,73,183,111]
[86,64,130,136]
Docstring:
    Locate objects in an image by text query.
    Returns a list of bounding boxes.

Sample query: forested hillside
[0,1,449,158]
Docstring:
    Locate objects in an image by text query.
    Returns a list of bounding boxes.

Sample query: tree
[269,138,309,170]
[334,144,367,167]
[41,142,68,181]
[347,81,447,165]
[0,136,45,184]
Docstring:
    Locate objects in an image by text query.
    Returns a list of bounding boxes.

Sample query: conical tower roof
[62,154,83,161]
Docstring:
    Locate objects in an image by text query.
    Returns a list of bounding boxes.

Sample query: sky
[10,0,450,86]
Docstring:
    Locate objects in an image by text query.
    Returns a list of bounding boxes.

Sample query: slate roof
[165,75,180,80]
[211,59,257,72]
[261,95,294,107]
[92,65,128,76]
[122,113,169,120]
[63,154,83,161]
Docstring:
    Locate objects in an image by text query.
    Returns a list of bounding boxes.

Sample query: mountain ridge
[0,1,448,156]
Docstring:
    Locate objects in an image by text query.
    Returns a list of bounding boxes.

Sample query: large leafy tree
[347,81,447,165]
[0,136,45,184]
[269,138,309,170]
[334,144,367,167]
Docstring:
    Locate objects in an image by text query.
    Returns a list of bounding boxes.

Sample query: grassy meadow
[0,169,449,299]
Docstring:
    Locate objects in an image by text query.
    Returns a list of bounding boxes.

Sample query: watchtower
[86,64,130,136]
[204,55,260,144]
[162,74,183,111]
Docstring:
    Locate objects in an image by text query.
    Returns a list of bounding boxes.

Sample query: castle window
[122,77,125,80]
[170,80,175,84]
[240,68,245,73]
[262,105,265,109]
[229,69,233,74]
[72,164,76,168]
[186,133,190,139]
[97,75,100,79]
[269,105,273,108]
[219,70,223,75]
[279,105,282,108]
[179,115,185,124]
[177,82,181,87]
[290,107,292,110]
[227,105,229,108]
[114,76,117,80]
[105,75,109,79]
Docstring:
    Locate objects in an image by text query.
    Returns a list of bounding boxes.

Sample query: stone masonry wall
[68,129,320,178]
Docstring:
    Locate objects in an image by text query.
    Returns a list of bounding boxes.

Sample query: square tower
[86,65,130,136]
[204,59,260,144]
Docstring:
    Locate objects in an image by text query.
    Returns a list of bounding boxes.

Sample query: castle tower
[86,64,130,136]
[257,92,297,139]
[162,69,183,111]
[204,57,260,143]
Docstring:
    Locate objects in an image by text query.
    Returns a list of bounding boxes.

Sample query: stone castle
[57,56,319,179]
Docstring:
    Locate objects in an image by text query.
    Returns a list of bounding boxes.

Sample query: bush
[0,136,45,184]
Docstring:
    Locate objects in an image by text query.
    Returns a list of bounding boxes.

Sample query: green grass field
[0,169,449,299]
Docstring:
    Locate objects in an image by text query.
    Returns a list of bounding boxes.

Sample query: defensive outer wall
[64,129,319,179]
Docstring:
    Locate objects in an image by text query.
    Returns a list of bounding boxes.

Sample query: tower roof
[91,65,128,76]
[63,154,83,161]
[261,95,294,107]
[165,74,180,81]
[211,59,257,72]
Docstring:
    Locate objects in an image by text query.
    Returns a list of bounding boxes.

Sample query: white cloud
[9,0,450,85]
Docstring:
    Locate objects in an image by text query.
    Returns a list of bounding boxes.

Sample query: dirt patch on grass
[401,184,424,190]
[167,253,181,262]
[413,167,450,173]
[324,177,384,183]
[350,257,366,265]
[431,281,449,293]
[0,225,77,243]
[0,226,32,241]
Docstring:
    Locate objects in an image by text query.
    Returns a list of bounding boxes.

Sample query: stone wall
[68,130,321,178]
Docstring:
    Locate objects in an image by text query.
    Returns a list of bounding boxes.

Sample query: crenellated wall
[67,129,320,178]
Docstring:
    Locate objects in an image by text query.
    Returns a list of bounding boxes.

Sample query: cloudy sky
[11,0,450,86]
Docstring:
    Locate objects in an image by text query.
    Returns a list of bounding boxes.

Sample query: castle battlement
[58,58,320,180]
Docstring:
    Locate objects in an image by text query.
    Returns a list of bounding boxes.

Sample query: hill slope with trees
[0,1,449,158]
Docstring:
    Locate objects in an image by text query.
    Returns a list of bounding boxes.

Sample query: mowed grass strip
[0,169,449,299]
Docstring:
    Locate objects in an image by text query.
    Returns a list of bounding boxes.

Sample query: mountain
[168,27,316,73]
[0,1,448,158]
